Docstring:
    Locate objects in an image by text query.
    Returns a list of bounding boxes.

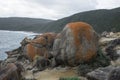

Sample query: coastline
[0,29,120,80]
[0,30,38,60]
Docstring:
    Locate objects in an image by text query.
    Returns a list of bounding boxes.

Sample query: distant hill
[39,7,120,33]
[0,7,120,33]
[0,17,52,32]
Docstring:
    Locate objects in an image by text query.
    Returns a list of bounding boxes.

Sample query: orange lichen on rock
[53,22,99,66]
[43,32,57,43]
[35,32,56,44]
[26,44,46,61]
[67,22,93,46]
[23,32,57,61]
[70,22,98,64]
[31,37,47,46]
[67,22,98,63]
[26,44,36,61]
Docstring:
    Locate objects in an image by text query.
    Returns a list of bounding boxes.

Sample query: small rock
[0,63,23,80]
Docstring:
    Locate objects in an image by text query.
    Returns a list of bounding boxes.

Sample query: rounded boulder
[53,22,99,66]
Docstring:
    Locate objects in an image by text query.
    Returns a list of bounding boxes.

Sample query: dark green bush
[59,77,80,80]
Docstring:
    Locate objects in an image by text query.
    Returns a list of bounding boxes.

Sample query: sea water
[0,30,37,60]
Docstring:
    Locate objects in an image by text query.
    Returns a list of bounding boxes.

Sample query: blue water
[0,30,38,60]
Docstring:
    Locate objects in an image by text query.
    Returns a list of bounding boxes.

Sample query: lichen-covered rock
[24,41,47,61]
[34,32,57,48]
[53,22,99,66]
[23,32,56,61]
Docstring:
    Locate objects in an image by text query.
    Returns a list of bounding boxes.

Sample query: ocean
[0,30,38,60]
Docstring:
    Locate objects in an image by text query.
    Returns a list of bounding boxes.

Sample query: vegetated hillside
[0,7,120,33]
[40,7,120,33]
[0,17,53,32]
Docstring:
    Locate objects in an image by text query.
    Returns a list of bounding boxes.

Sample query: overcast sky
[0,0,120,20]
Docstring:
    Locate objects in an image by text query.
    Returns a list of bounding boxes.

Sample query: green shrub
[59,77,80,80]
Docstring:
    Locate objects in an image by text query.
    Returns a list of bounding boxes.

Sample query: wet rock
[53,22,99,66]
[0,63,23,80]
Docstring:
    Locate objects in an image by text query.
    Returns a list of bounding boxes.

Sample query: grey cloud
[30,0,98,11]
[29,0,98,18]
[96,0,120,9]
[0,0,119,19]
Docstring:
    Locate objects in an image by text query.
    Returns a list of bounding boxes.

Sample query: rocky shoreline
[0,22,120,80]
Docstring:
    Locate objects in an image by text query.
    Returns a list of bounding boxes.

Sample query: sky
[0,0,120,20]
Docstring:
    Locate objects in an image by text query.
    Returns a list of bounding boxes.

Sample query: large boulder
[53,22,99,66]
[23,32,56,61]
